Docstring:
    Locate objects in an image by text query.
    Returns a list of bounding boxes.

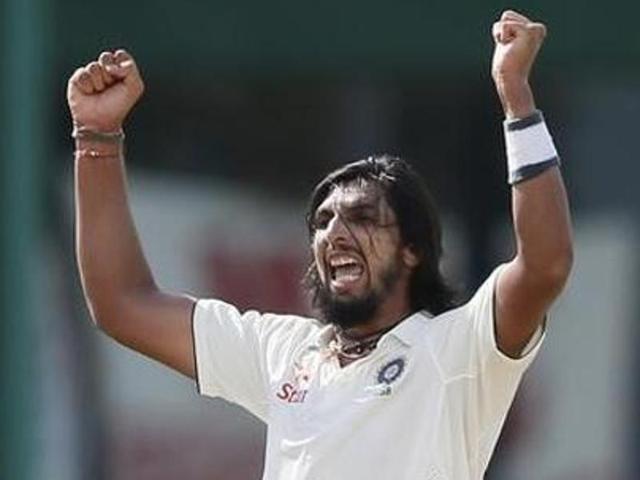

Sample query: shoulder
[419,305,473,350]
[259,310,324,343]
[391,308,470,355]
[194,298,324,344]
[426,264,506,335]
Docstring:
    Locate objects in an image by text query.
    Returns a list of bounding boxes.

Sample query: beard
[314,259,402,330]
[316,287,379,330]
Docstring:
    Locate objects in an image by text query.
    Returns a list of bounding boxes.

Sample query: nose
[324,214,351,247]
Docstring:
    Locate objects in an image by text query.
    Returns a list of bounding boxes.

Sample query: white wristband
[504,110,560,184]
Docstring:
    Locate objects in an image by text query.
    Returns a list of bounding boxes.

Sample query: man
[68,10,572,480]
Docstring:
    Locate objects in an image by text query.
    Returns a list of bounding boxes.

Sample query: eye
[312,212,332,230]
[347,209,377,226]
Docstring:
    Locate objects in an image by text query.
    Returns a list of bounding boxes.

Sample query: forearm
[500,84,573,280]
[511,167,573,280]
[494,77,535,119]
[74,139,157,325]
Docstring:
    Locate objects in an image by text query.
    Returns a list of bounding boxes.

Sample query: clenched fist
[491,11,546,118]
[67,49,144,133]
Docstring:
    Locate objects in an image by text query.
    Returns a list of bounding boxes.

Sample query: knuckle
[98,51,112,62]
[71,67,84,80]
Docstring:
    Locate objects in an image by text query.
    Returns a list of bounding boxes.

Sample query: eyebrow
[312,195,400,234]
[315,200,378,218]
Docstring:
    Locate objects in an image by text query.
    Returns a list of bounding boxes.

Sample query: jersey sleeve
[466,263,545,369]
[191,298,318,422]
[464,264,545,465]
[192,299,268,419]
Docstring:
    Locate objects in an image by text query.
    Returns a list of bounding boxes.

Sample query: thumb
[107,49,141,84]
[105,59,135,79]
[105,49,144,96]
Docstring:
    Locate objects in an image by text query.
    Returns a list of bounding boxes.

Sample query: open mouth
[327,254,365,290]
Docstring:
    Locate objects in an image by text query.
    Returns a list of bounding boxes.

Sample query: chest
[267,342,444,435]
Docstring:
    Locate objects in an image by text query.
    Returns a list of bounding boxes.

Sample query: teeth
[327,254,363,282]
[333,264,364,282]
[329,255,358,267]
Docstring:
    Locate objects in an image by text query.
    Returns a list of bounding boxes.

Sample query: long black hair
[304,154,457,316]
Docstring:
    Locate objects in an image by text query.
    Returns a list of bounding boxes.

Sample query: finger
[97,51,116,85]
[526,22,547,41]
[69,67,94,94]
[109,48,143,96]
[114,49,133,68]
[87,62,106,91]
[492,20,526,44]
[98,50,116,66]
[501,9,530,23]
[74,68,95,94]
[68,67,84,88]
[108,49,136,79]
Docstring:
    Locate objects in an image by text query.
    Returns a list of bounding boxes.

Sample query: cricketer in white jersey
[193,265,544,479]
[69,9,573,480]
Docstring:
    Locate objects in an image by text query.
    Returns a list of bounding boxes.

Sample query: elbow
[521,242,574,292]
[84,294,122,336]
[547,246,574,289]
[82,285,153,340]
[78,272,118,332]
[556,233,574,278]
[80,273,158,336]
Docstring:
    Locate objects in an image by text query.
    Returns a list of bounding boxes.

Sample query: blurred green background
[2,0,639,478]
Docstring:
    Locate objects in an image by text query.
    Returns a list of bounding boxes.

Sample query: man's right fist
[67,49,144,133]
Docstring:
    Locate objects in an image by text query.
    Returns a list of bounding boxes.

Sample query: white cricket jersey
[192,265,544,480]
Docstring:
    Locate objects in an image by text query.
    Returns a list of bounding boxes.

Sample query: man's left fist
[491,10,547,84]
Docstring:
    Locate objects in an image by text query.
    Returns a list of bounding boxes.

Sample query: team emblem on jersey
[377,357,406,385]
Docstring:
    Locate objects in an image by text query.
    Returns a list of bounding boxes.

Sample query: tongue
[334,264,363,281]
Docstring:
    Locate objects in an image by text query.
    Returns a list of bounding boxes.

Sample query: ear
[401,245,421,269]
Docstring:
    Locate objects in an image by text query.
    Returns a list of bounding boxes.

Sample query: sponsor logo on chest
[276,363,310,403]
[276,382,309,403]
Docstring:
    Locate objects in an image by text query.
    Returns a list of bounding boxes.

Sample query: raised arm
[490,11,574,357]
[68,50,196,377]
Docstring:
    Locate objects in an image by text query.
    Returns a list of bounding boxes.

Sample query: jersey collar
[380,310,432,347]
[312,310,432,350]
